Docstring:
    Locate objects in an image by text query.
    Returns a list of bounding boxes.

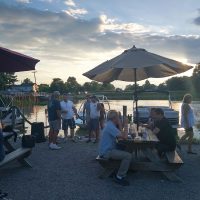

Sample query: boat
[75,95,110,128]
[133,90,179,127]
[0,95,24,129]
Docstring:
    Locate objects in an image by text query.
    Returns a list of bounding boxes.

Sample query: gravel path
[1,140,200,200]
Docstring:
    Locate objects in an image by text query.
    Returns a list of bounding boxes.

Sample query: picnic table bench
[97,128,184,182]
[0,131,32,168]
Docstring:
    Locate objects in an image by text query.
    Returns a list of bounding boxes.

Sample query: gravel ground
[1,140,200,200]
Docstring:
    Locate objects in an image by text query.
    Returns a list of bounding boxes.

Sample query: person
[0,122,5,162]
[99,110,132,186]
[141,108,156,130]
[60,93,78,141]
[87,96,101,143]
[48,91,62,150]
[152,108,176,157]
[99,103,106,130]
[179,94,196,154]
[83,95,91,127]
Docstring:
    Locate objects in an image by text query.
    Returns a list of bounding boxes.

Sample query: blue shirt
[99,121,120,156]
[48,99,61,121]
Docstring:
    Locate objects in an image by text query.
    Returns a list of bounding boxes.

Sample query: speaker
[31,122,46,143]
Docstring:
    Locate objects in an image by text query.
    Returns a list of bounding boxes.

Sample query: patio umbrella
[83,45,193,127]
[0,47,40,72]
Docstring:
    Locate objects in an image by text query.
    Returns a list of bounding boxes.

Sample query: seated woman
[99,110,132,186]
[0,123,5,162]
[152,108,176,157]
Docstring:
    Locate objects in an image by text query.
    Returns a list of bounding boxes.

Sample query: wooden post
[123,105,127,118]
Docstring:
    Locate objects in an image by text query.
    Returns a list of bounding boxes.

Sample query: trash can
[31,122,46,143]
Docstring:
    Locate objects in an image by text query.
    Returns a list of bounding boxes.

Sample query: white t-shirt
[90,102,100,119]
[60,100,74,119]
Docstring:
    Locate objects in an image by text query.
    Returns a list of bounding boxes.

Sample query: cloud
[0,3,199,84]
[16,0,30,3]
[64,0,76,7]
[193,9,200,25]
[64,8,88,17]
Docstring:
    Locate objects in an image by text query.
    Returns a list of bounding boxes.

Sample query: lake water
[22,100,200,139]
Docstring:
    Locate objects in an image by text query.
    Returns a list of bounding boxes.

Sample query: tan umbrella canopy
[83,45,192,82]
[83,45,192,127]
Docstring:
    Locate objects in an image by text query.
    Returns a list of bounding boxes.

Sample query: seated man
[152,108,176,157]
[99,110,132,186]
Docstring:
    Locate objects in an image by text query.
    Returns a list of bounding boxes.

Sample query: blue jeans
[0,132,5,161]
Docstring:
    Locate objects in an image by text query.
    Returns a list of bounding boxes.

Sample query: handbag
[22,135,35,148]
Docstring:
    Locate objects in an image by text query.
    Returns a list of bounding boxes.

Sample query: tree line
[1,63,199,94]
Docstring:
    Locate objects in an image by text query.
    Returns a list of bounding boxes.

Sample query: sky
[0,0,200,88]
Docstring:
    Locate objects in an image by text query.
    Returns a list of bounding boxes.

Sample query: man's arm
[97,103,101,111]
[56,101,61,119]
[152,127,160,135]
[116,118,128,140]
[72,106,78,118]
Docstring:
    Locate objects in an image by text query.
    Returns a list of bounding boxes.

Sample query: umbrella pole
[134,68,139,131]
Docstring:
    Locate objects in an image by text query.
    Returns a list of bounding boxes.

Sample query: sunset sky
[1,0,200,88]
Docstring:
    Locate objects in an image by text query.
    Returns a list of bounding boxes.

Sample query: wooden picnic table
[97,128,184,182]
[0,131,32,168]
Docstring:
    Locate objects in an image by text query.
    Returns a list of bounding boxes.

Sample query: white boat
[75,95,110,128]
[0,96,24,128]
[133,90,179,127]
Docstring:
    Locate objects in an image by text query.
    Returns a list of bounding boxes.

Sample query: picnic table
[0,131,32,168]
[97,128,184,182]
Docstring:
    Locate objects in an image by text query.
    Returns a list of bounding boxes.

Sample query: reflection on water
[22,100,200,139]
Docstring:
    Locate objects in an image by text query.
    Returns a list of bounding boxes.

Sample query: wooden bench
[166,150,184,165]
[96,156,120,179]
[0,147,32,168]
[162,150,184,182]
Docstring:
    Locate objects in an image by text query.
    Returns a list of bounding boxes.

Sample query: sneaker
[114,175,130,186]
[49,143,62,150]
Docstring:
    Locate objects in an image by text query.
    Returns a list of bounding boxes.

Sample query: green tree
[100,83,115,91]
[83,81,102,92]
[22,78,33,85]
[192,63,200,93]
[65,76,81,93]
[39,84,50,92]
[157,83,167,91]
[166,76,191,91]
[142,80,156,90]
[50,78,65,93]
[0,73,17,90]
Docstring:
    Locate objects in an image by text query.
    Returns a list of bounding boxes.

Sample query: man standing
[60,93,78,141]
[83,95,91,127]
[48,91,62,150]
[99,110,132,186]
[87,96,101,143]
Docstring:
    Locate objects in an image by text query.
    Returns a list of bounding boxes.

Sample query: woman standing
[179,94,196,154]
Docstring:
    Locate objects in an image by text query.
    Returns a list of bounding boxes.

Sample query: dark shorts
[62,118,76,130]
[49,120,61,132]
[185,127,193,132]
[88,118,100,131]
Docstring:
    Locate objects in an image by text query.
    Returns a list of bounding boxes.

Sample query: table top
[118,128,159,144]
